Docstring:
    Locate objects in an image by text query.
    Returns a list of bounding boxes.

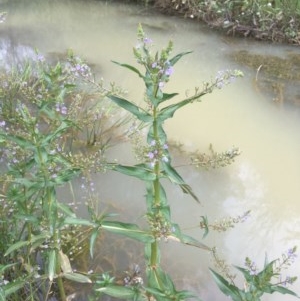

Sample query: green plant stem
[56,249,66,301]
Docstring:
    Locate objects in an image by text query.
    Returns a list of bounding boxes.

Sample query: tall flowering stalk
[101,24,243,300]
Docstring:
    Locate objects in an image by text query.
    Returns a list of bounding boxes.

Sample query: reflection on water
[1,0,300,300]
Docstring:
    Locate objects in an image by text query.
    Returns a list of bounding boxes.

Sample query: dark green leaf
[159,92,179,104]
[108,95,152,122]
[158,98,191,121]
[271,285,299,297]
[161,161,199,202]
[102,221,154,243]
[210,269,242,301]
[112,61,144,79]
[169,51,192,66]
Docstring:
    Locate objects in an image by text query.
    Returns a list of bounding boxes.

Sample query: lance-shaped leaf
[159,98,191,121]
[63,216,96,227]
[101,220,154,243]
[48,249,56,281]
[209,269,242,301]
[170,224,211,251]
[2,280,25,298]
[161,161,199,202]
[158,92,179,104]
[4,241,29,256]
[63,272,92,283]
[108,95,152,122]
[112,60,144,79]
[96,285,136,299]
[89,227,100,258]
[107,163,156,181]
[270,285,299,297]
[169,51,192,66]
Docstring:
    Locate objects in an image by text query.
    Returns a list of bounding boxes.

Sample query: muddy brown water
[1,0,300,300]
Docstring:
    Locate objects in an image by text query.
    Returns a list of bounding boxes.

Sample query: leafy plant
[90,24,243,301]
[211,247,298,301]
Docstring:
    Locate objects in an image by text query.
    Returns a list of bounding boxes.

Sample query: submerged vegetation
[0,17,298,301]
[133,0,300,44]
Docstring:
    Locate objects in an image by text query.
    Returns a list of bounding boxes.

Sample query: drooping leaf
[111,61,144,79]
[170,224,211,251]
[96,285,136,299]
[161,161,199,202]
[102,220,154,243]
[209,269,242,301]
[108,95,152,122]
[63,272,92,283]
[108,163,156,181]
[180,233,211,250]
[270,285,299,297]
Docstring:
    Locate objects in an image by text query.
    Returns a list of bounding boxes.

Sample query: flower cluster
[215,69,244,89]
[55,102,68,115]
[133,24,174,90]
[67,55,92,79]
[146,140,169,168]
[245,257,258,275]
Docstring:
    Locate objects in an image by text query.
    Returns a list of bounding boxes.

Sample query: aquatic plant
[88,24,298,301]
[0,24,298,301]
[0,52,129,301]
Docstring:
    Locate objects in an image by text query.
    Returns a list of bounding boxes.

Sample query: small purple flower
[163,144,168,150]
[148,152,155,159]
[158,82,164,88]
[151,62,157,69]
[36,54,45,62]
[143,37,153,44]
[0,121,5,127]
[150,140,156,146]
[61,106,67,115]
[164,66,174,76]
